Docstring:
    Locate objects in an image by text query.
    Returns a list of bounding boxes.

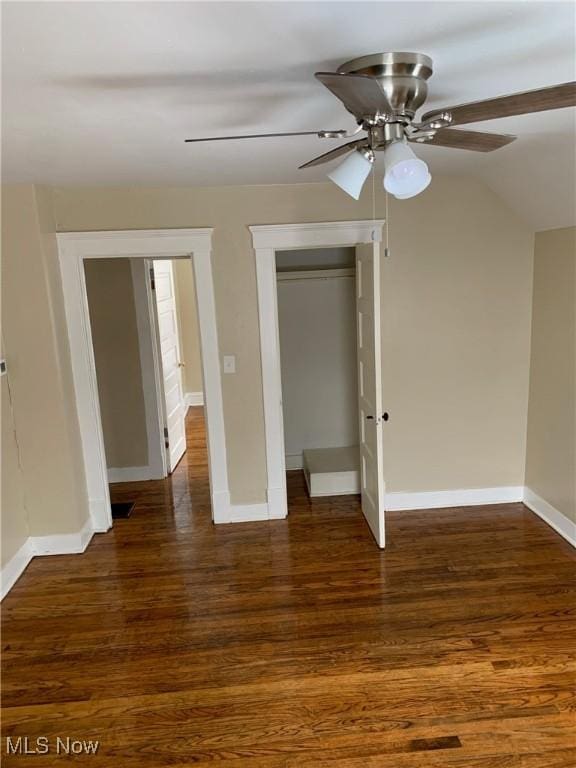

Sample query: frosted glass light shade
[328,150,373,200]
[383,141,431,199]
[393,172,432,199]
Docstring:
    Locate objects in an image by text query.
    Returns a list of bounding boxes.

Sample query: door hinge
[149,267,156,290]
[164,426,169,448]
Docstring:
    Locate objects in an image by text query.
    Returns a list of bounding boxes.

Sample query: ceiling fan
[186,52,576,200]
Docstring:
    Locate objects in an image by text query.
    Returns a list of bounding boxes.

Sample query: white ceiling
[2,1,575,229]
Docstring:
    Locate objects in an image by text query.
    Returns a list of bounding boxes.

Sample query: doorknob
[178,362,186,368]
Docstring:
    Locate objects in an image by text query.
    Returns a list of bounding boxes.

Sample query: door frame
[57,229,230,532]
[250,220,385,519]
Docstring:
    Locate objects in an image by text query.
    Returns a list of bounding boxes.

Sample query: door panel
[152,260,187,472]
[154,273,172,301]
[158,312,177,341]
[356,242,385,548]
[162,345,178,372]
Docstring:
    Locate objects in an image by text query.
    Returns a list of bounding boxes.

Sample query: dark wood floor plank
[2,407,575,765]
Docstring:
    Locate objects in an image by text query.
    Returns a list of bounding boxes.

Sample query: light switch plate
[223,355,236,374]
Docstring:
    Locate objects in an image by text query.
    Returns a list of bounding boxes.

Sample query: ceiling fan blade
[421,81,576,127]
[185,129,346,143]
[315,72,393,118]
[299,139,366,169]
[412,128,517,152]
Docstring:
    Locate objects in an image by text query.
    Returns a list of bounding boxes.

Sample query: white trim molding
[250,220,385,522]
[250,220,384,250]
[185,391,204,408]
[523,488,576,548]
[384,486,524,511]
[32,519,94,556]
[56,229,230,529]
[1,540,34,600]
[221,500,287,524]
[227,503,271,523]
[1,520,95,600]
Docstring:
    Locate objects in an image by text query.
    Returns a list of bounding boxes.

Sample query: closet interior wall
[275,247,359,477]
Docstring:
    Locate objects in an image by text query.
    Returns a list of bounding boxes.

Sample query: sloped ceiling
[2,1,575,230]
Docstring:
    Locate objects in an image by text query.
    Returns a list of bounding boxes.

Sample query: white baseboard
[228,502,271,523]
[215,496,287,524]
[32,519,95,556]
[185,391,204,408]
[211,489,232,524]
[384,486,524,511]
[108,466,156,483]
[285,453,303,470]
[523,488,576,548]
[267,486,288,519]
[1,539,34,600]
[1,520,95,600]
[89,497,113,533]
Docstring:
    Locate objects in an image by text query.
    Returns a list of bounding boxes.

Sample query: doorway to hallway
[57,228,230,533]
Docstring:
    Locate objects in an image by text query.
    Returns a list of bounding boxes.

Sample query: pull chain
[384,189,390,258]
[371,159,376,224]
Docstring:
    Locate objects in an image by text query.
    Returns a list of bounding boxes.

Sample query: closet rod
[276,268,355,282]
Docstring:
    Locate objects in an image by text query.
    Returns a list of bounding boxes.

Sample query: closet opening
[252,219,385,545]
[276,247,360,498]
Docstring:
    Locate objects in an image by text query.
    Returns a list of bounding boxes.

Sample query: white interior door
[152,260,186,472]
[356,242,385,548]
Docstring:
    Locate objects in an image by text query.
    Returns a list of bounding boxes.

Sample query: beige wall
[1,193,29,566]
[525,227,576,523]
[84,259,148,469]
[380,182,534,492]
[1,372,29,565]
[53,177,534,503]
[1,185,89,564]
[172,259,203,394]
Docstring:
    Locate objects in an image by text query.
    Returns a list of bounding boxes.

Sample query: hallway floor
[2,408,575,766]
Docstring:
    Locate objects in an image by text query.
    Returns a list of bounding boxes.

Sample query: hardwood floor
[2,407,575,766]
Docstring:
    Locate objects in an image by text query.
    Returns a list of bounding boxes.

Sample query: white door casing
[251,220,385,526]
[152,260,187,472]
[56,228,231,531]
[356,242,386,548]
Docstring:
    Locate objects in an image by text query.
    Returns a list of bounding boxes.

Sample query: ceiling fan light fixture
[383,140,431,199]
[328,148,374,200]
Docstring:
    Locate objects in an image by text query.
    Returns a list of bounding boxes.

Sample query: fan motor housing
[338,52,433,119]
